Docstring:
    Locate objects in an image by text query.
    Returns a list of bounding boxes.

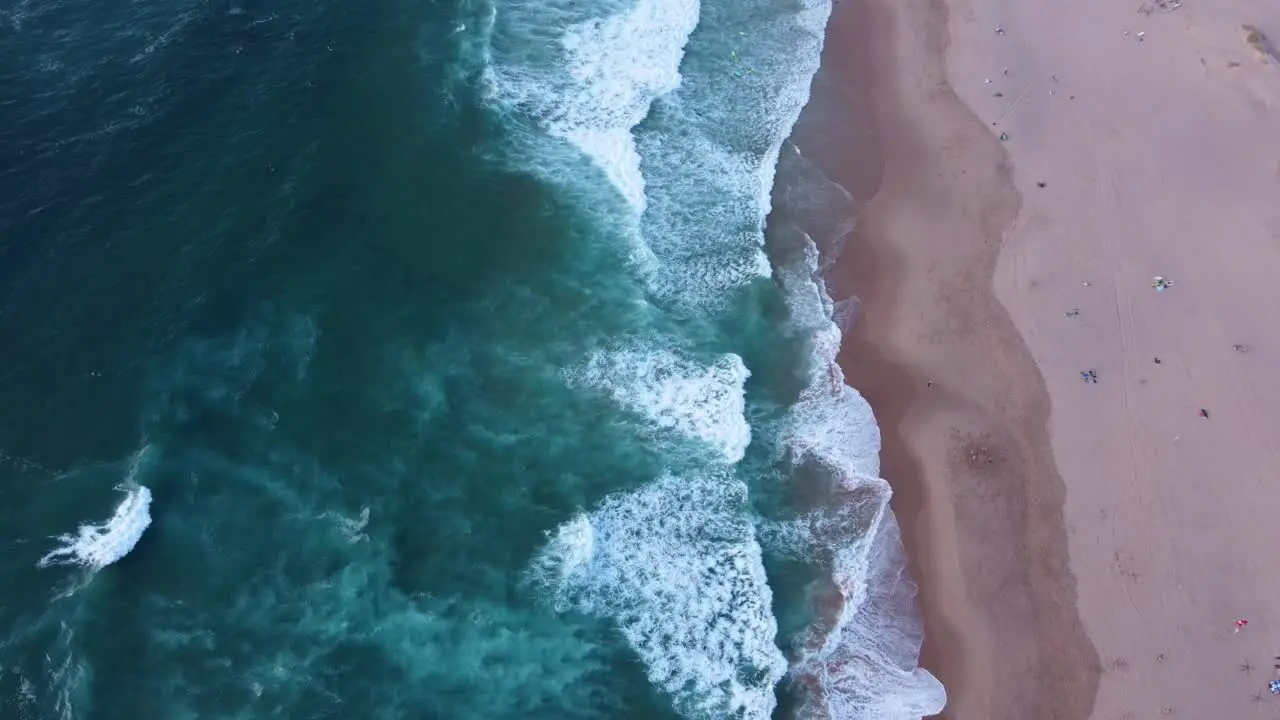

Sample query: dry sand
[793,0,1280,716]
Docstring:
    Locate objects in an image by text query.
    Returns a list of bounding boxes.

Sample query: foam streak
[532,472,787,718]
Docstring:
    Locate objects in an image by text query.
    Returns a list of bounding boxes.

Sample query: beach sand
[792,0,1280,716]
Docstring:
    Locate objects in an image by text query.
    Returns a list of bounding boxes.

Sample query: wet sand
[792,0,1280,715]
[791,0,1101,715]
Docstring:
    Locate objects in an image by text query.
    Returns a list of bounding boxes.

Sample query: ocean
[0,0,944,717]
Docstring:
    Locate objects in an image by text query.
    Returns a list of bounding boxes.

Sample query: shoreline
[945,0,1280,717]
[789,0,1101,715]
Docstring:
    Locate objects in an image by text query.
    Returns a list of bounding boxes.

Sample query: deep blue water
[0,0,944,717]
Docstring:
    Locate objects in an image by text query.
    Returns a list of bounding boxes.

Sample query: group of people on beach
[1234,621,1280,697]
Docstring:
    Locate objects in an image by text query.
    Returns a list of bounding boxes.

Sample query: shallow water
[0,0,942,716]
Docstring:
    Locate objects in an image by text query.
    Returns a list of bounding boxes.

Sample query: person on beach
[1234,618,1248,633]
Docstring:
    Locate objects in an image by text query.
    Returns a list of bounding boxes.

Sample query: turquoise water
[0,0,943,717]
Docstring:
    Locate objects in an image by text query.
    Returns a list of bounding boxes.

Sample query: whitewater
[36,485,152,570]
[485,0,946,716]
[37,447,155,571]
[0,0,944,713]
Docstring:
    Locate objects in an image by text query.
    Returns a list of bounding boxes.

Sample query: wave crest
[531,472,787,718]
[788,497,947,719]
[565,346,752,463]
[771,215,945,717]
[38,485,152,570]
[484,0,700,215]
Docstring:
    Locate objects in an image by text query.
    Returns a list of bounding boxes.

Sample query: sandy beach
[794,0,1280,716]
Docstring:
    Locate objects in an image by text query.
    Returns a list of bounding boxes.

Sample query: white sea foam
[776,482,947,719]
[632,0,833,310]
[38,485,153,570]
[38,447,154,571]
[777,239,881,480]
[322,506,370,544]
[530,472,787,719]
[825,511,947,719]
[773,234,946,718]
[699,31,940,714]
[565,346,751,463]
[759,135,947,715]
[485,0,700,216]
[48,625,86,720]
[489,0,942,713]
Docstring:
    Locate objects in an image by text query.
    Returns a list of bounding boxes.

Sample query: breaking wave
[530,472,786,719]
[37,486,152,570]
[485,0,943,716]
[770,147,946,717]
[483,0,700,218]
[565,346,751,464]
[37,448,154,571]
